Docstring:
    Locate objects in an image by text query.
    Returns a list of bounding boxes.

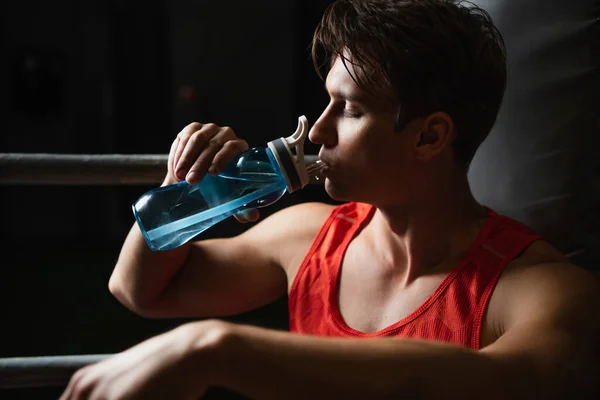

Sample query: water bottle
[133,116,323,251]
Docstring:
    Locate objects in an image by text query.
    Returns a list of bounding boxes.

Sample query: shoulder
[500,240,584,287]
[238,202,337,271]
[489,239,600,339]
[482,243,600,397]
[250,202,336,238]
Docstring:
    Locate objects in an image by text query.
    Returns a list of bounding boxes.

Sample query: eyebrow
[325,84,367,104]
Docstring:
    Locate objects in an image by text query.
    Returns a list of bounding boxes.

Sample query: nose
[308,107,337,147]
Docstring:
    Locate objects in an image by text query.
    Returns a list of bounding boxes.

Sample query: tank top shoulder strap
[289,202,374,300]
[467,208,543,348]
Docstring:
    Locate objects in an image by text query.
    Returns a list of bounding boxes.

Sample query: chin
[325,178,387,206]
[324,179,356,203]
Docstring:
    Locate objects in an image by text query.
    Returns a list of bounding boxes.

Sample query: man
[61,0,600,399]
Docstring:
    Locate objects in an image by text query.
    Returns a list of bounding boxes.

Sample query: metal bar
[0,153,322,186]
[0,354,112,389]
[0,153,168,185]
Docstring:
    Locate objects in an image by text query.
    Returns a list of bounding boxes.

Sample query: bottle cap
[267,115,311,193]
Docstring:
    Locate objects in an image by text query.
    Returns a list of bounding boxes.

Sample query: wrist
[183,320,242,389]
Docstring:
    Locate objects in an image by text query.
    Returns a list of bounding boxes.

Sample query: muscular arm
[203,262,600,399]
[109,202,332,318]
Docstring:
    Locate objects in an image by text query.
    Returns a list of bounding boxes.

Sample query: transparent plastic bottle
[133,116,322,251]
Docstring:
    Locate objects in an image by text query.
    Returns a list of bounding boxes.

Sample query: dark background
[0,1,335,398]
[1,0,599,399]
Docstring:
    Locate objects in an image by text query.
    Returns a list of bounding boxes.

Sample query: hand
[166,122,246,185]
[165,122,259,223]
[59,320,232,400]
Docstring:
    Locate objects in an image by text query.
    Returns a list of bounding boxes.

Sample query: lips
[317,159,331,169]
[317,150,336,175]
[317,159,333,176]
[319,160,332,169]
[317,151,333,167]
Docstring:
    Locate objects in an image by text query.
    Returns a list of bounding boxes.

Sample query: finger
[233,208,259,223]
[71,374,96,400]
[162,138,180,185]
[173,123,207,180]
[173,123,202,162]
[175,124,220,181]
[173,123,202,180]
[189,126,238,177]
[209,138,249,175]
[233,214,249,223]
[244,208,260,222]
[167,136,179,174]
[58,382,72,400]
[59,367,87,400]
[185,137,223,184]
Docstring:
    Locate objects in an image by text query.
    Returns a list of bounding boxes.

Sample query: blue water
[134,172,287,251]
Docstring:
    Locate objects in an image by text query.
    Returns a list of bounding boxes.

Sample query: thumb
[234,209,260,223]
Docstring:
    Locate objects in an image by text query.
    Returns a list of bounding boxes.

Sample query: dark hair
[312,0,507,169]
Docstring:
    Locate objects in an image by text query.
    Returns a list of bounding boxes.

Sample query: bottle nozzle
[306,159,325,185]
[306,159,324,176]
[267,116,314,193]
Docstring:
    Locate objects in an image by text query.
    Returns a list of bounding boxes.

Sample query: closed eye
[330,101,363,118]
[343,105,363,118]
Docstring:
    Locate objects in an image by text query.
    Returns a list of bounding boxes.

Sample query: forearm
[109,221,191,312]
[210,325,524,400]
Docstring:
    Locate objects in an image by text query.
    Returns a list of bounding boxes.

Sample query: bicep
[144,230,288,319]
[174,236,288,316]
[481,263,600,398]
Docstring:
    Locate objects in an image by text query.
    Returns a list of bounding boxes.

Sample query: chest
[337,244,447,333]
[336,242,498,346]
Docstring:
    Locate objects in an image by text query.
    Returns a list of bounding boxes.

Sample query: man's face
[309,57,421,206]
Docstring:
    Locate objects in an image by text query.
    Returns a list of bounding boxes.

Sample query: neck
[369,171,487,284]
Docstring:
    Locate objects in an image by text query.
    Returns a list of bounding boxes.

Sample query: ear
[414,112,455,161]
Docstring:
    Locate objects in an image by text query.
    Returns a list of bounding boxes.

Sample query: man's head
[308,0,507,205]
[311,0,506,167]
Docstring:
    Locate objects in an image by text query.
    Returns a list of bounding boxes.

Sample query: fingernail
[176,169,187,180]
[186,171,198,182]
[239,209,254,219]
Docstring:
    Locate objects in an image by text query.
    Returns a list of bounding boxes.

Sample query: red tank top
[289,202,542,349]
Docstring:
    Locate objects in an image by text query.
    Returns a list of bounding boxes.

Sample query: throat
[368,199,488,283]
